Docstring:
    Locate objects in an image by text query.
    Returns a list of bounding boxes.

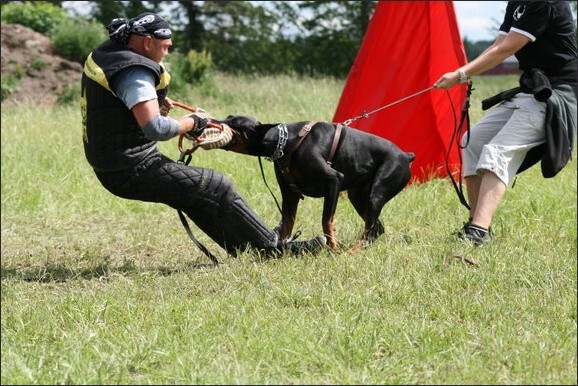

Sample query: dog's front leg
[276,192,299,242]
[273,168,300,242]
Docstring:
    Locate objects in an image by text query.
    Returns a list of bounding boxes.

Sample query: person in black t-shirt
[434,1,577,245]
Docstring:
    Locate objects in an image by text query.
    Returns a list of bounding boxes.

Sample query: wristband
[458,68,469,84]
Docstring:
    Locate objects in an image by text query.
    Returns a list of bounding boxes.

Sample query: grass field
[1,73,576,384]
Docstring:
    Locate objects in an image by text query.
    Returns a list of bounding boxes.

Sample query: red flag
[332,1,469,183]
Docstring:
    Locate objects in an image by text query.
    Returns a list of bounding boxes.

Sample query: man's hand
[433,70,461,90]
[185,114,209,139]
[160,97,174,116]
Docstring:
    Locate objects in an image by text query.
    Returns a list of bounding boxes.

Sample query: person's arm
[434,31,530,90]
[461,33,527,77]
[477,34,506,59]
[132,99,198,137]
[114,67,206,140]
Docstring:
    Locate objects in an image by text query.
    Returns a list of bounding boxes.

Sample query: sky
[62,1,510,43]
[453,1,506,41]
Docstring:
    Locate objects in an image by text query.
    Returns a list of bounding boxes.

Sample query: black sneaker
[260,235,327,258]
[455,223,492,246]
[451,220,472,239]
[281,235,327,255]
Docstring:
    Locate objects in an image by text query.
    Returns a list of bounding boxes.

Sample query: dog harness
[275,121,317,198]
[327,123,344,166]
[274,121,345,199]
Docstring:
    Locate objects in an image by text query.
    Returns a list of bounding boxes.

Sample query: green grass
[1,73,576,384]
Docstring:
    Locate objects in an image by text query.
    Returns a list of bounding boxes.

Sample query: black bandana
[107,12,172,45]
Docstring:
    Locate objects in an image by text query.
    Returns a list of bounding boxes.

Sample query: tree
[164,1,205,53]
[462,37,493,62]
[90,0,163,26]
[61,0,377,77]
[289,1,376,76]
[196,1,376,76]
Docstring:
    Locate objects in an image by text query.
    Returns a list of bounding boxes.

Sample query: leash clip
[177,149,192,165]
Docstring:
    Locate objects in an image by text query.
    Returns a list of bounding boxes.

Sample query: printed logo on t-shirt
[513,4,526,21]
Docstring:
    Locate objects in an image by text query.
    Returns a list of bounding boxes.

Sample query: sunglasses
[133,28,172,40]
[151,28,172,39]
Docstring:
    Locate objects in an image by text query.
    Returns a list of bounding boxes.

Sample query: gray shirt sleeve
[115,66,180,141]
[114,66,159,109]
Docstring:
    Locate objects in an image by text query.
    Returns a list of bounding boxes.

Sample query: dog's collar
[266,123,288,162]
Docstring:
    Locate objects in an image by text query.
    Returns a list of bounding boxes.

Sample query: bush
[31,56,50,71]
[1,65,26,101]
[57,83,81,106]
[52,20,107,64]
[164,50,215,98]
[182,49,213,83]
[1,73,20,101]
[0,1,69,37]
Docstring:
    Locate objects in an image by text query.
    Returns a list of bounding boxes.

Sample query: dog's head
[215,115,261,154]
[224,115,261,132]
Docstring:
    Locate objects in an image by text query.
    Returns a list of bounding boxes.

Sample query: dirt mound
[1,23,83,107]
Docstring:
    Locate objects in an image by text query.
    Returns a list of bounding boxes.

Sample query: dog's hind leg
[349,157,412,252]
[321,170,344,251]
[346,186,378,253]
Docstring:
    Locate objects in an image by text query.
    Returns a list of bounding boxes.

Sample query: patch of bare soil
[1,23,83,107]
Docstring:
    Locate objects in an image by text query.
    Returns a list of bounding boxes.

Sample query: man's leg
[461,103,511,232]
[459,94,546,244]
[106,154,326,257]
[464,174,481,219]
[470,170,506,230]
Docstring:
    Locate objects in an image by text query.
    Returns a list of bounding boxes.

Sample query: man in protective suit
[81,12,326,258]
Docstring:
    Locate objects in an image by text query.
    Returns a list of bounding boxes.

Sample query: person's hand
[433,70,461,90]
[160,97,174,116]
[185,114,209,139]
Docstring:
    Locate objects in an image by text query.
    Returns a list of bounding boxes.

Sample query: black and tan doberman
[215,115,415,252]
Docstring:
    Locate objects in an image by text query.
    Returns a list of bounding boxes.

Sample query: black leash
[176,150,219,266]
[445,82,473,211]
[258,156,283,215]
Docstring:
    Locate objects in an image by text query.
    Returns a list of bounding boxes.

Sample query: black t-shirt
[500,1,577,79]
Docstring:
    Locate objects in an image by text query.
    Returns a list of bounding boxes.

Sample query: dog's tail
[405,152,416,163]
